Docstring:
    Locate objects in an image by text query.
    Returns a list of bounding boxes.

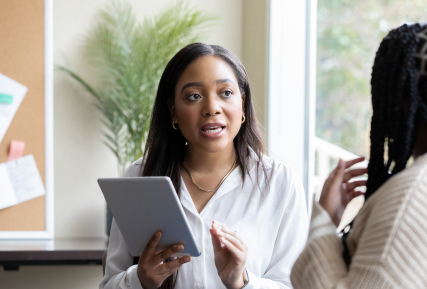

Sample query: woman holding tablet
[100,43,308,289]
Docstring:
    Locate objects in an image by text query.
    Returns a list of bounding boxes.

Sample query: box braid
[365,23,427,200]
[342,24,427,267]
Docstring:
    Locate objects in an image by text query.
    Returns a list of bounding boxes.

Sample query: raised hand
[210,221,247,289]
[137,231,191,289]
[319,157,367,227]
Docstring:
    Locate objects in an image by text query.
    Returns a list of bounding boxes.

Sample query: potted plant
[58,1,213,234]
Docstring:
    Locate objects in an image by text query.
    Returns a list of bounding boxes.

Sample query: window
[314,0,427,195]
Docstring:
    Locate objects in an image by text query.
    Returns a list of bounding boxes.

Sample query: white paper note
[0,73,28,144]
[0,154,45,210]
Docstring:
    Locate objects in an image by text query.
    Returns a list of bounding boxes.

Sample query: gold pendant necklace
[182,158,237,192]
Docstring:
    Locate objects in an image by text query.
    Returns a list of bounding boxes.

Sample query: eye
[221,90,233,98]
[187,94,202,101]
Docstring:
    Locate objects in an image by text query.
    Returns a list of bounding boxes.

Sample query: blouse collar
[179,148,269,217]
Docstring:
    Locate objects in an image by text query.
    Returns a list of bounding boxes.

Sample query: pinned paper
[0,73,27,144]
[0,154,45,210]
[8,140,25,161]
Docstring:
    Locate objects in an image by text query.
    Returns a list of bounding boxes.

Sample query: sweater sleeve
[290,201,347,288]
[290,171,427,289]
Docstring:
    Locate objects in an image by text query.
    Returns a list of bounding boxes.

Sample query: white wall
[54,0,243,240]
[242,0,269,131]
[1,0,243,288]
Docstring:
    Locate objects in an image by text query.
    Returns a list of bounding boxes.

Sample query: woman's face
[171,55,244,154]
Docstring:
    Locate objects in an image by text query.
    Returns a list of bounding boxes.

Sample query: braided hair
[365,23,427,200]
[342,24,427,267]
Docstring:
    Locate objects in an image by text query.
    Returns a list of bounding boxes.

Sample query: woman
[291,23,427,288]
[100,43,308,289]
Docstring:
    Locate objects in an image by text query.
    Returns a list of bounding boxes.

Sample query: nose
[202,94,222,116]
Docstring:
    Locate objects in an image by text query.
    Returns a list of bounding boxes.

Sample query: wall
[242,0,269,131]
[54,0,243,241]
[1,0,244,288]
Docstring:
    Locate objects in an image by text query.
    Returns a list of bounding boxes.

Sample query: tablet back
[98,177,201,257]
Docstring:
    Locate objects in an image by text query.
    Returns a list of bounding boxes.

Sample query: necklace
[182,158,237,192]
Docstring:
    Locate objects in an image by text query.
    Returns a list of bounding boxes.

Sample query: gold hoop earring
[172,120,178,129]
[241,115,245,124]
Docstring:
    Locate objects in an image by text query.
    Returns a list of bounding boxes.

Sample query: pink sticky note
[8,140,25,161]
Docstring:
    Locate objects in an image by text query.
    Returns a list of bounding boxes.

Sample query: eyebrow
[215,78,235,85]
[180,82,203,94]
[180,79,236,94]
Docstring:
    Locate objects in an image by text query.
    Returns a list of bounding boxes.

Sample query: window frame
[267,0,317,212]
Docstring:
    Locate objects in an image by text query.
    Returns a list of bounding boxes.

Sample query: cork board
[0,0,45,231]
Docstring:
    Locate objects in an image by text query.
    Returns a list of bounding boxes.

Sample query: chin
[201,145,228,154]
[198,140,231,154]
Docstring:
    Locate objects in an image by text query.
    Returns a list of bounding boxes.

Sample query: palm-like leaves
[58,1,214,175]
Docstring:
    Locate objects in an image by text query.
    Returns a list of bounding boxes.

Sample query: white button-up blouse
[100,153,308,289]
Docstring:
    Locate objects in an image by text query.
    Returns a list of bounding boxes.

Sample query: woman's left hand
[210,221,247,289]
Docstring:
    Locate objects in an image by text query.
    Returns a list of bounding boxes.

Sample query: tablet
[98,177,201,257]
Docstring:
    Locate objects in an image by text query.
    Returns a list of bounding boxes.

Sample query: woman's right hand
[137,231,191,289]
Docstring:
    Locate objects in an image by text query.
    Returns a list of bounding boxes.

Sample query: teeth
[203,127,223,134]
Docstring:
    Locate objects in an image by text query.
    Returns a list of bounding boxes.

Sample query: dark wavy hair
[140,43,267,288]
[366,23,427,199]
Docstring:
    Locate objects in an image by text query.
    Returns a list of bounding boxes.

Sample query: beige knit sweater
[291,153,427,289]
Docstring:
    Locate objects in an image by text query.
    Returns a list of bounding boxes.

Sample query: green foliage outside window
[316,0,427,157]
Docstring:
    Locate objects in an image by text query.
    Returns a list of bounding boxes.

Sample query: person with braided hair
[290,23,427,288]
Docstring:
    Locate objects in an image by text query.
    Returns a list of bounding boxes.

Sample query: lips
[201,122,226,133]
[200,122,226,139]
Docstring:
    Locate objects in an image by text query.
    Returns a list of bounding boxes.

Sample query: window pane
[313,0,427,202]
[316,0,427,159]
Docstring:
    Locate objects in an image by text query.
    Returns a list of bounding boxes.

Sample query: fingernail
[184,256,190,262]
[156,231,161,238]
[175,245,184,252]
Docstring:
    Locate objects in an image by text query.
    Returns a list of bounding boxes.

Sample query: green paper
[0,93,13,104]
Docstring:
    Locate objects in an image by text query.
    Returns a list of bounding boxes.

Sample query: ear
[167,98,176,121]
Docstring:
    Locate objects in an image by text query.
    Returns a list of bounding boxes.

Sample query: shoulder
[351,155,427,279]
[123,157,145,177]
[359,155,427,223]
[260,154,302,188]
[254,154,305,205]
[370,153,427,203]
[352,154,427,249]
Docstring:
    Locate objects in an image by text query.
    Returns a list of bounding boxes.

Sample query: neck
[184,143,236,174]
